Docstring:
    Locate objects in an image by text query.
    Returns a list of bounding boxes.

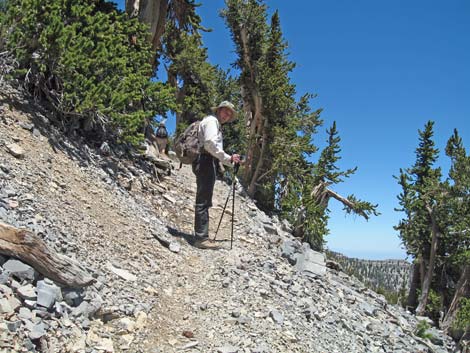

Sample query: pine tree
[396,122,470,324]
[162,19,217,132]
[288,122,378,250]
[223,1,378,250]
[395,121,441,312]
[441,129,470,329]
[222,0,269,201]
[2,0,176,144]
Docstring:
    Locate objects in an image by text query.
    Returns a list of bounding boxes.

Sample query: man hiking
[193,101,241,249]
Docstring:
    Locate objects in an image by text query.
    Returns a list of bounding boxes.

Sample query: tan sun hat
[211,101,237,122]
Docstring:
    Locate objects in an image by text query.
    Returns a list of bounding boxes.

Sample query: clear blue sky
[112,0,470,260]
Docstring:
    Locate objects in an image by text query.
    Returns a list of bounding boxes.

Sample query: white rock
[216,344,240,353]
[107,263,137,282]
[6,143,25,158]
[0,298,13,314]
[17,284,37,300]
[117,317,136,333]
[119,334,134,349]
[134,311,148,330]
[8,296,21,312]
[95,338,114,352]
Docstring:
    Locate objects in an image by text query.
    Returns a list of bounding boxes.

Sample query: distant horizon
[109,0,470,261]
[327,247,411,262]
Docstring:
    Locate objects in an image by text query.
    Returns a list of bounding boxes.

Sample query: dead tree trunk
[247,119,268,197]
[293,182,372,239]
[442,264,470,330]
[239,26,264,193]
[416,206,440,315]
[0,222,95,287]
[126,0,168,54]
[407,260,421,311]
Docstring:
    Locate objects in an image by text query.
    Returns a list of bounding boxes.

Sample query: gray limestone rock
[269,309,284,325]
[295,244,326,278]
[17,284,37,300]
[3,259,37,281]
[0,298,13,314]
[19,122,34,131]
[263,223,278,235]
[24,299,37,309]
[7,320,22,333]
[32,128,42,138]
[280,240,300,265]
[71,295,102,319]
[216,345,239,353]
[18,307,33,320]
[0,283,12,296]
[29,322,46,340]
[62,288,85,307]
[252,344,270,353]
[37,280,62,309]
[6,143,25,158]
[8,296,21,312]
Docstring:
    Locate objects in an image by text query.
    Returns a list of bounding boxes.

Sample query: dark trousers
[192,154,216,238]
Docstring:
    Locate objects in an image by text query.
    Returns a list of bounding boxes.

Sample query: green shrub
[2,0,175,144]
[415,320,434,340]
[425,289,442,322]
[0,0,7,47]
[454,298,470,332]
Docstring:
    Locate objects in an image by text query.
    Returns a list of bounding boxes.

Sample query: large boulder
[280,240,326,277]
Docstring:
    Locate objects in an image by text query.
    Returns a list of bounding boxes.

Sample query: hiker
[155,122,169,155]
[193,101,241,249]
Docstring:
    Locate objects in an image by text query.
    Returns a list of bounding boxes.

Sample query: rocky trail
[0,84,459,352]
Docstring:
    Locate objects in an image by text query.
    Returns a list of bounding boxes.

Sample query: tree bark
[126,0,168,54]
[0,222,95,287]
[416,206,439,315]
[407,260,421,311]
[239,26,264,190]
[247,119,268,197]
[442,264,470,330]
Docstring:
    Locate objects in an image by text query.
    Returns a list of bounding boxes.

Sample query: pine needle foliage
[223,0,378,250]
[163,19,217,133]
[1,0,175,144]
[395,121,470,325]
[395,121,442,258]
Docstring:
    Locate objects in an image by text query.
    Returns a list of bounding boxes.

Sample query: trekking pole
[213,186,232,240]
[230,163,239,249]
[213,162,240,242]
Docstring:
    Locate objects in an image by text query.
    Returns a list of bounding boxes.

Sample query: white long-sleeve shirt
[198,115,232,166]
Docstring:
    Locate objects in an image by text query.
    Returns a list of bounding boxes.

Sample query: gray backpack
[174,121,201,164]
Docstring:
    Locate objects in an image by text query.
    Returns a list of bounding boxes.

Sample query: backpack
[173,121,201,164]
[155,125,168,139]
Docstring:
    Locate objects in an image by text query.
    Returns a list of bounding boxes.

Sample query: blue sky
[112,0,470,260]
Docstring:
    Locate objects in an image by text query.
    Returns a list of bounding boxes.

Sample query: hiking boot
[194,238,221,250]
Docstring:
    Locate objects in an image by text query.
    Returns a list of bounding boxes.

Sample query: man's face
[218,107,233,124]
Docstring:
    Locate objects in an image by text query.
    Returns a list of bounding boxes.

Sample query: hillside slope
[327,251,411,301]
[0,84,456,353]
